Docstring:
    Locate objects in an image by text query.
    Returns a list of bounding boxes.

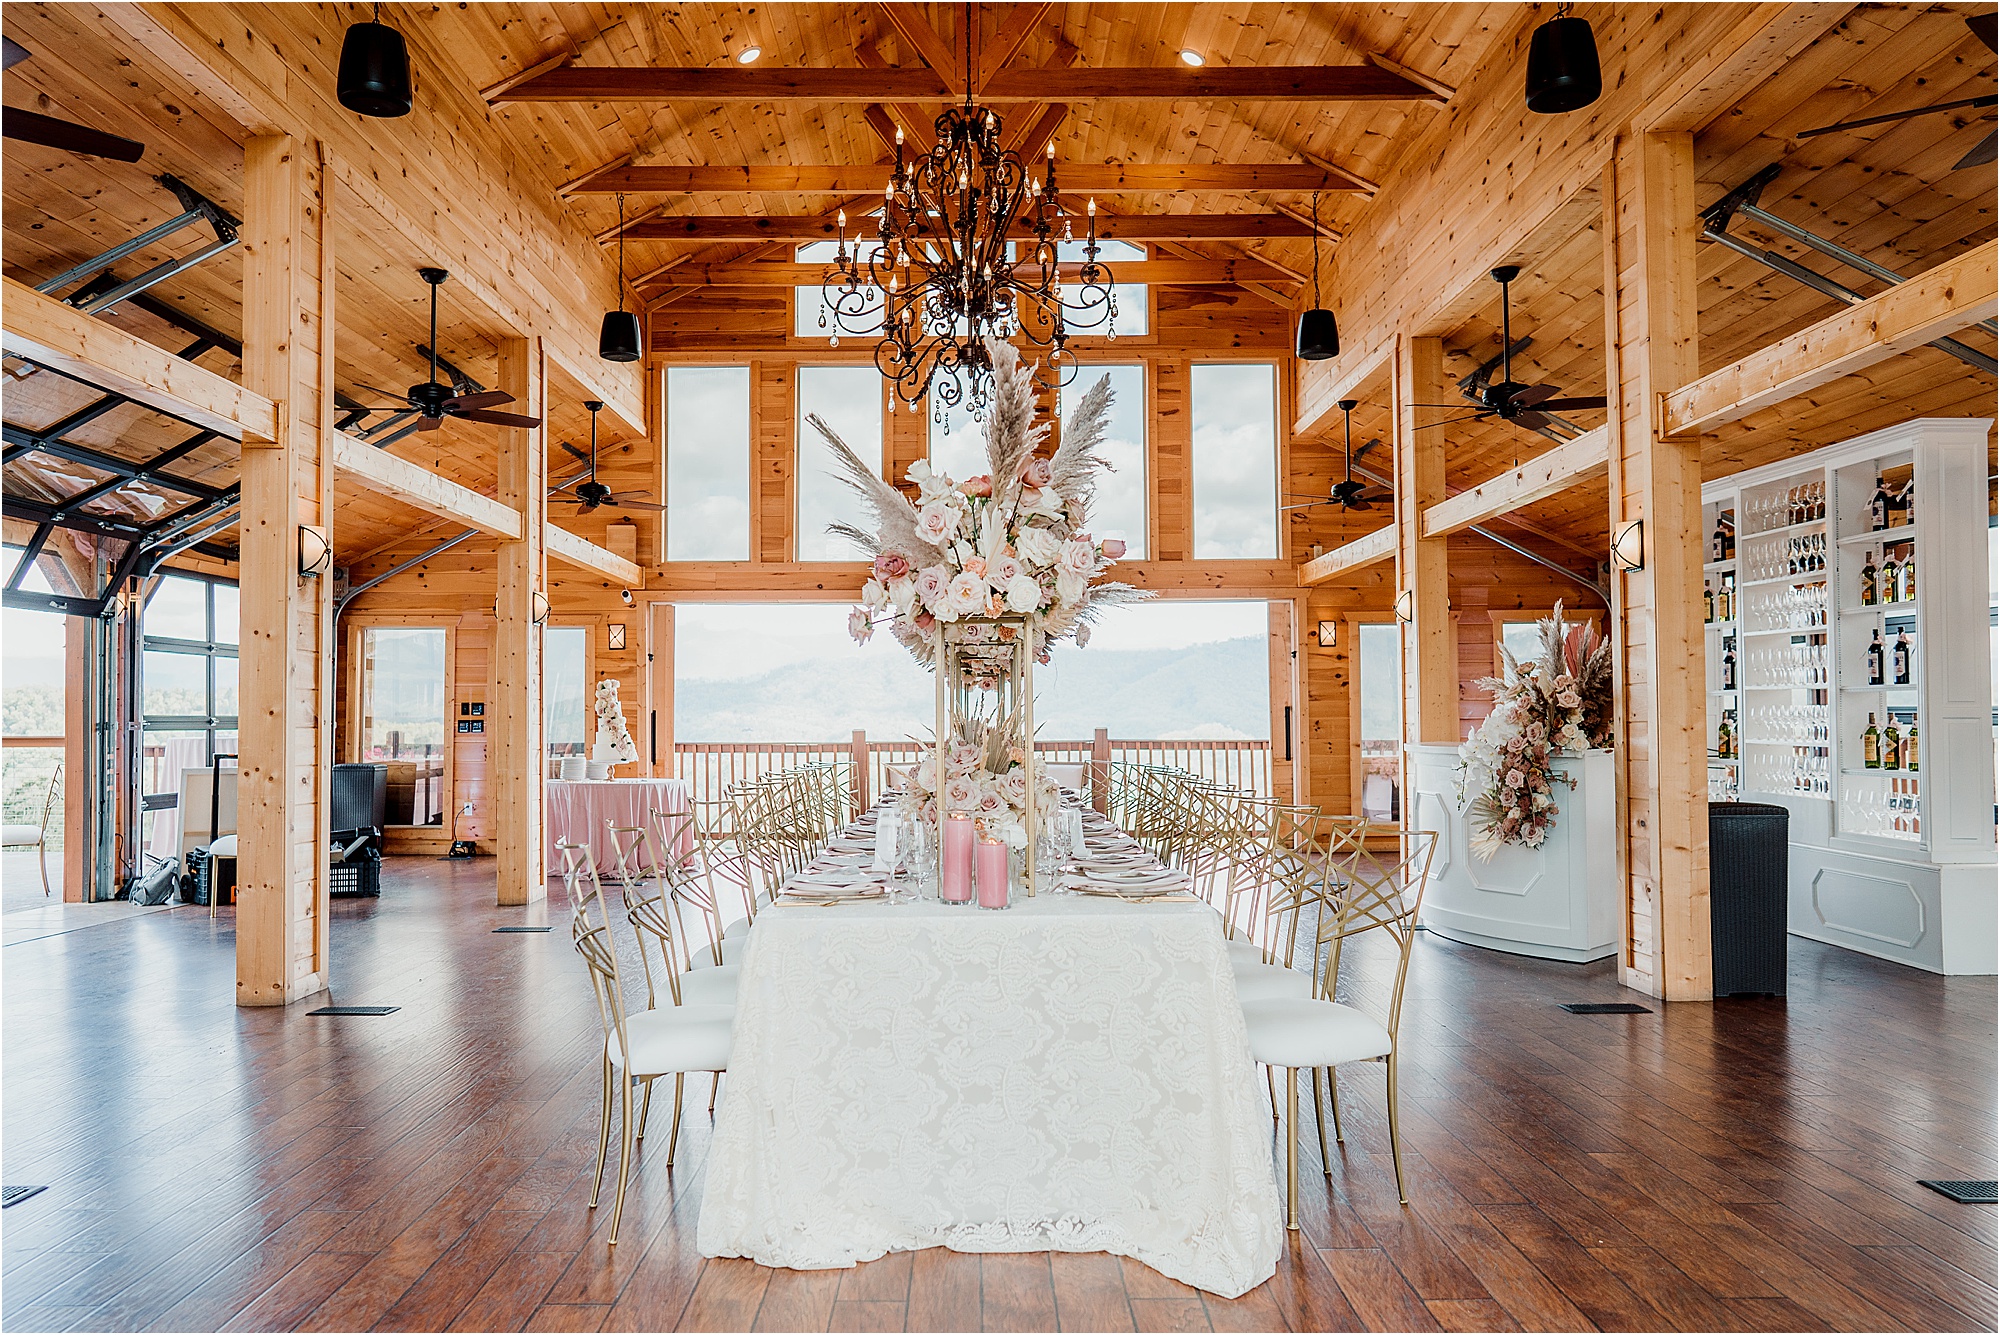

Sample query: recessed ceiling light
[736,45,762,64]
[1178,49,1205,67]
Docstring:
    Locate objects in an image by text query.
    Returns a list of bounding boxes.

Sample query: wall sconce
[1612,519,1645,572]
[1316,620,1338,648]
[1394,590,1415,622]
[530,591,550,625]
[298,525,332,578]
[607,622,627,651]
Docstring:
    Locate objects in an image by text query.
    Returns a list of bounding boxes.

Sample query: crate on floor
[329,850,382,898]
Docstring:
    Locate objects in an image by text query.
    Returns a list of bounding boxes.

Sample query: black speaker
[337,21,413,119]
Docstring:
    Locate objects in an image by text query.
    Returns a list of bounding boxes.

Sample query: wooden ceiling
[2,2,1992,575]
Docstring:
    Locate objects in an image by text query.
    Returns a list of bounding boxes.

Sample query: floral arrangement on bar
[814,337,1147,682]
[895,707,1060,848]
[1456,603,1613,859]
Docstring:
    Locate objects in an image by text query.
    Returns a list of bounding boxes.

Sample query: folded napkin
[781,884,886,903]
[869,819,897,873]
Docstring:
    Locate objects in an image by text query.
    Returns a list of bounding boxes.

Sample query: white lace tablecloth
[697,895,1283,1297]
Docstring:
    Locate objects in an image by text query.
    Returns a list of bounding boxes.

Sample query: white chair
[1240,828,1437,1226]
[561,841,733,1247]
[2,762,61,896]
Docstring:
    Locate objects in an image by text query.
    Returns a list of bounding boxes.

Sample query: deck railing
[674,729,1270,814]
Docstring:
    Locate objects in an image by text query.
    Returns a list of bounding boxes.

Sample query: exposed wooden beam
[547,524,643,587]
[617,213,1320,243]
[641,259,1299,289]
[575,163,1369,194]
[479,47,575,104]
[1366,52,1455,102]
[1008,103,1072,162]
[2,276,278,443]
[1420,426,1610,539]
[498,63,1443,104]
[1298,526,1395,584]
[877,4,964,93]
[1295,149,1380,196]
[1661,240,1997,437]
[331,433,523,541]
[973,3,1053,90]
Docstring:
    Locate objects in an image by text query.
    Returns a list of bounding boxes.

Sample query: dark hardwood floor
[3,858,1993,1332]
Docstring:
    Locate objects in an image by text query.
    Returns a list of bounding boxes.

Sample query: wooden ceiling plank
[573,163,1372,193]
[974,3,1055,92]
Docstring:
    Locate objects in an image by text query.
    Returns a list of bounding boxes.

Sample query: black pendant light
[1295,191,1339,361]
[1525,3,1601,114]
[599,193,643,363]
[337,3,413,119]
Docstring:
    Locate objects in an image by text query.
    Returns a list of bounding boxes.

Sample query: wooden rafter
[331,433,522,541]
[1420,427,1610,539]
[1298,527,1395,584]
[972,4,1054,91]
[877,4,963,94]
[638,258,1299,290]
[571,164,1372,194]
[615,213,1321,243]
[547,524,643,587]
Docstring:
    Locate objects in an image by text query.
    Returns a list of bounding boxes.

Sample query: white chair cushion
[1240,997,1392,1069]
[1225,938,1269,965]
[606,1003,734,1076]
[1,824,43,846]
[687,936,746,969]
[722,918,752,941]
[678,966,740,1006]
[207,835,238,858]
[1232,962,1313,1002]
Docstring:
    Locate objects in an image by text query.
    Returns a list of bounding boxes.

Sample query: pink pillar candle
[976,837,1010,910]
[943,813,974,904]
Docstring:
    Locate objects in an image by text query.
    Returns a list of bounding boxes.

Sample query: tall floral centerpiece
[815,338,1146,876]
[1456,604,1612,859]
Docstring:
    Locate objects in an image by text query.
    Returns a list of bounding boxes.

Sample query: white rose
[946,572,988,616]
[861,578,887,611]
[1055,568,1086,606]
[1059,537,1096,576]
[944,775,976,810]
[916,502,960,546]
[889,576,917,615]
[987,553,1022,589]
[1015,527,1060,568]
[1075,621,1092,648]
[914,565,950,608]
[1005,573,1042,614]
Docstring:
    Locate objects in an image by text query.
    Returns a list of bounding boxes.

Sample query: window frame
[794,363,887,563]
[1188,359,1282,562]
[663,362,755,563]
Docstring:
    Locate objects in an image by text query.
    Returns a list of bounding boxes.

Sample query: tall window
[1,547,66,851]
[358,627,447,826]
[929,397,986,483]
[666,366,751,561]
[675,604,931,742]
[1060,238,1147,337]
[1061,363,1146,556]
[1357,623,1401,820]
[1038,600,1269,740]
[545,626,589,756]
[138,572,239,852]
[796,366,884,561]
[1191,363,1278,559]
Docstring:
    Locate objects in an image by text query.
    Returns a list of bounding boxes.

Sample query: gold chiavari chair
[563,839,734,1247]
[1239,827,1439,1225]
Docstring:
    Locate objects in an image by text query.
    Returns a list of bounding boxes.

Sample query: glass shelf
[1838,522,1916,549]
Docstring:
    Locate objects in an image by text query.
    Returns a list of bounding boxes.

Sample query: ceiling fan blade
[1360,489,1394,503]
[1533,396,1608,412]
[1343,497,1374,512]
[2,106,144,162]
[1797,93,1996,139]
[1418,412,1492,429]
[445,389,514,412]
[355,384,416,404]
[1510,411,1555,432]
[1972,12,1997,51]
[559,441,591,463]
[1508,384,1561,408]
[606,500,667,512]
[1955,130,1997,170]
[3,38,32,70]
[451,408,542,429]
[1280,500,1334,512]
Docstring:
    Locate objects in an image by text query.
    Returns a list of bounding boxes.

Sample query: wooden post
[1393,334,1456,746]
[237,135,333,1005]
[1090,726,1111,814]
[1606,134,1710,1000]
[850,729,870,816]
[493,337,547,907]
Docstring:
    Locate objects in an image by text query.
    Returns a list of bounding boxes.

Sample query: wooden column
[237,135,332,1005]
[493,337,547,907]
[1393,334,1456,746]
[1606,135,1710,1000]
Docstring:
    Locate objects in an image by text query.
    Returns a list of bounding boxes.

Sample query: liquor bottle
[1704,580,1715,624]
[1721,637,1737,692]
[1883,719,1901,771]
[1905,722,1918,773]
[1893,627,1912,685]
[1716,712,1731,759]
[1869,475,1890,531]
[1860,549,1878,606]
[1899,476,1915,527]
[1898,546,1916,602]
[1722,574,1736,622]
[1866,629,1885,685]
[1880,551,1900,603]
[1710,519,1726,564]
[1724,515,1735,559]
[1862,713,1881,769]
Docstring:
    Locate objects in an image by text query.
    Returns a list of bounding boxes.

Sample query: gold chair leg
[708,1071,719,1114]
[665,1072,686,1166]
[636,1077,655,1140]
[1311,1065,1331,1180]
[1265,1064,1280,1124]
[39,841,49,896]
[1284,1066,1299,1231]
[1328,1066,1345,1144]
[610,1074,636,1246]
[589,1057,614,1208]
[1385,1051,1409,1205]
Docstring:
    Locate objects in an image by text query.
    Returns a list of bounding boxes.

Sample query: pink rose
[944,775,976,810]
[872,551,911,581]
[1505,769,1525,788]
[1099,538,1127,561]
[1059,538,1096,576]
[847,607,874,645]
[914,611,936,633]
[976,787,1007,816]
[1020,456,1053,488]
[958,474,993,498]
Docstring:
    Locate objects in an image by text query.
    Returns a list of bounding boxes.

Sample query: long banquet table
[696,813,1283,1298]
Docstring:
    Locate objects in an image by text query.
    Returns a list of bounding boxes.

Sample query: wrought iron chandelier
[818,13,1116,419]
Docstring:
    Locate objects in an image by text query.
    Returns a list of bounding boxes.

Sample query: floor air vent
[307,1005,401,1016]
[1920,1180,1998,1204]
[3,1186,47,1208]
[1559,1002,1653,1015]
[493,926,553,933]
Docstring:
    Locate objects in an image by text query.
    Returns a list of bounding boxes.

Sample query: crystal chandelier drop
[819,66,1116,419]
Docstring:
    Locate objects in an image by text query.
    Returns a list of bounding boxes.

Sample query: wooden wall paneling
[1393,335,1455,746]
[1608,134,1710,1001]
[756,361,794,563]
[236,134,331,1006]
[451,614,491,842]
[1151,357,1190,561]
[493,337,547,907]
[645,602,674,779]
[1266,598,1296,804]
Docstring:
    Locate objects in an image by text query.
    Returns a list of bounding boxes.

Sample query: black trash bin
[1710,801,1789,996]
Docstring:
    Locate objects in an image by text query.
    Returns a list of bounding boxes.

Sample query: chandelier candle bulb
[943,814,974,905]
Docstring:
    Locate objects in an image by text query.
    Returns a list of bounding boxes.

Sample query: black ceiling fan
[1416,265,1607,432]
[1796,14,1996,171]
[351,268,543,434]
[549,400,663,512]
[2,38,145,161]
[1284,399,1392,513]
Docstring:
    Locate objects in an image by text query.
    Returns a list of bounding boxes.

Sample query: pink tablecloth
[546,778,694,878]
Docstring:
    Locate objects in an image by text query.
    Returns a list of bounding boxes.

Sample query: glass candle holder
[976,836,1010,910]
[943,812,974,905]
